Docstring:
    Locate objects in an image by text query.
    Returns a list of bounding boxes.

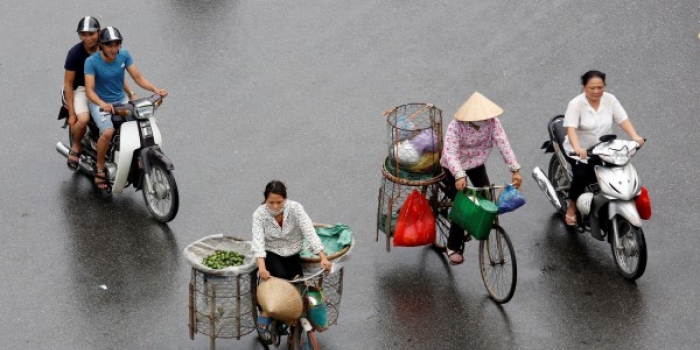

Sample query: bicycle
[429,182,518,304]
[255,268,327,350]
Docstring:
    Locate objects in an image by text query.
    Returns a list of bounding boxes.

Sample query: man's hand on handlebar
[154,88,168,97]
[100,103,115,114]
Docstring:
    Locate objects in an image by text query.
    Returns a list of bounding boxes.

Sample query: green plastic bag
[448,189,497,240]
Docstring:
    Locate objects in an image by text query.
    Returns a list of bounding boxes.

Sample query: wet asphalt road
[2,0,700,349]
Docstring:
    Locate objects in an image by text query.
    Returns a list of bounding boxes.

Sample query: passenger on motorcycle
[562,70,645,226]
[440,92,522,265]
[84,26,167,190]
[251,180,331,340]
[63,17,134,171]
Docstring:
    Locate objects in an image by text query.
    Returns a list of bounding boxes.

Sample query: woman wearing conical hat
[440,92,522,265]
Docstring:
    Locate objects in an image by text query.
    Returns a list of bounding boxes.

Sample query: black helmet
[99,26,123,44]
[76,16,100,33]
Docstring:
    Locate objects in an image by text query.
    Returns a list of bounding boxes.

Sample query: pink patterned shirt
[440,118,520,179]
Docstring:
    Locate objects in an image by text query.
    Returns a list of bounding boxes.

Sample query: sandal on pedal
[94,168,109,191]
[67,149,80,171]
[257,316,272,341]
[565,214,577,226]
[447,248,464,265]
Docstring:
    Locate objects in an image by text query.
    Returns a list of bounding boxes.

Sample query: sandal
[257,316,272,341]
[95,168,109,191]
[565,214,577,226]
[67,149,80,171]
[446,248,464,265]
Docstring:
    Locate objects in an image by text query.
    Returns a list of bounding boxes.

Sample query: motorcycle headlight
[135,103,155,120]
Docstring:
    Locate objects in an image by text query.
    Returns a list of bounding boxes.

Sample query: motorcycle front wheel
[142,162,179,223]
[611,218,647,280]
[547,154,570,215]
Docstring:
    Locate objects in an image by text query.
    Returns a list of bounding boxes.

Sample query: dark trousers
[442,165,490,252]
[265,251,303,280]
[566,158,600,202]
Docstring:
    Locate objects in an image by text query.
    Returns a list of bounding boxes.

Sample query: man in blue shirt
[85,27,167,190]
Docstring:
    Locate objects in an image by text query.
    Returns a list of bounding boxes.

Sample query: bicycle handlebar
[288,268,326,284]
[464,184,513,191]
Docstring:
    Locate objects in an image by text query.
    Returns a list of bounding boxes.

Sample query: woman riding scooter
[562,70,645,226]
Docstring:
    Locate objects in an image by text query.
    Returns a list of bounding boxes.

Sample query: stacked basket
[185,235,258,350]
[376,103,445,251]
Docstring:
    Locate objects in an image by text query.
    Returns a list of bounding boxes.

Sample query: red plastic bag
[393,190,436,247]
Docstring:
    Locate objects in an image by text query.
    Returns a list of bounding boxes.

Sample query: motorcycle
[531,115,650,280]
[56,92,179,223]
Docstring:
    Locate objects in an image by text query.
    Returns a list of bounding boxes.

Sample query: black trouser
[265,251,303,280]
[442,165,490,252]
[566,158,601,202]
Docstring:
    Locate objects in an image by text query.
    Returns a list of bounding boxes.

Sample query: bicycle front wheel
[478,225,517,304]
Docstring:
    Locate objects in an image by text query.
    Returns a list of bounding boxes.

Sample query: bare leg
[565,199,577,226]
[95,128,113,189]
[69,112,90,156]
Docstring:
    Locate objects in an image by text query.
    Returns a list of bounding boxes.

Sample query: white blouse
[251,199,324,258]
[563,92,629,152]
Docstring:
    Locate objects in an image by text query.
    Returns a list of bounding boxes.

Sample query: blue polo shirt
[84,49,134,103]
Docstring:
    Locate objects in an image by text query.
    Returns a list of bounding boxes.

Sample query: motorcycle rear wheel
[547,154,570,215]
[142,162,179,223]
[611,218,647,280]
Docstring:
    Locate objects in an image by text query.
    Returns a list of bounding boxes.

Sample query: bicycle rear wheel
[478,225,517,303]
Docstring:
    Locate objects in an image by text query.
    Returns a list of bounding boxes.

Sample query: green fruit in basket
[202,250,245,269]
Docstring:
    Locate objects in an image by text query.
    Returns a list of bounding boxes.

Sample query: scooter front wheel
[142,161,179,223]
[611,218,647,280]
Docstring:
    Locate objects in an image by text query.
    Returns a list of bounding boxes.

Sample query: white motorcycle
[56,93,179,223]
[531,115,650,280]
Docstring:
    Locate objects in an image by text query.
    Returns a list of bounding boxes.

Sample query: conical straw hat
[257,277,303,323]
[454,92,504,122]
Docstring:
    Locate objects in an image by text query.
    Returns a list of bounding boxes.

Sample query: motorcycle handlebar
[568,138,647,157]
[98,94,164,113]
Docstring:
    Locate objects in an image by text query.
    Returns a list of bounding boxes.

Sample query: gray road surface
[1,0,700,349]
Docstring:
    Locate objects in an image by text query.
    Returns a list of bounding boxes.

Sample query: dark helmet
[99,26,123,44]
[76,16,100,33]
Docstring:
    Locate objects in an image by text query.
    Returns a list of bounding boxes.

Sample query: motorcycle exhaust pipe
[56,142,70,158]
[532,167,562,210]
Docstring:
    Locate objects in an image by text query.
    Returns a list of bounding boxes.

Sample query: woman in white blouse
[563,71,645,226]
[252,180,331,338]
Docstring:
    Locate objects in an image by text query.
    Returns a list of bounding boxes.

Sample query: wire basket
[383,103,443,180]
[185,236,258,350]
